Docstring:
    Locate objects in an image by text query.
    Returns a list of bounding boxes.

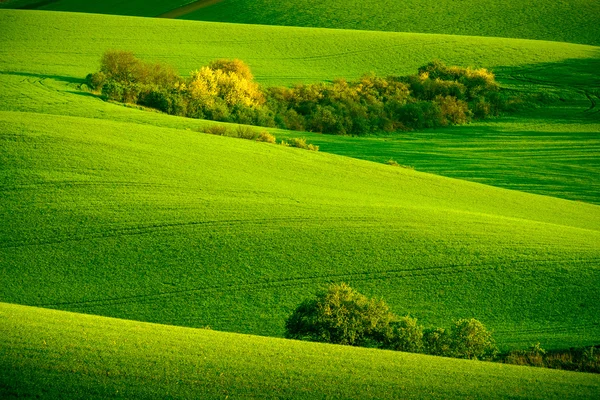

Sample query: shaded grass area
[0,0,193,17]
[1,111,600,350]
[182,0,600,46]
[2,303,599,399]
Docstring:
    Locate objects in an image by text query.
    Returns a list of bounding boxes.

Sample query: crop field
[181,0,600,46]
[2,107,600,349]
[1,7,600,398]
[2,303,599,399]
[0,0,191,16]
[3,1,599,47]
[1,10,599,202]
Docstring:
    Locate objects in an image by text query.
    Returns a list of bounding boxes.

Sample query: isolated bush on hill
[285,283,396,346]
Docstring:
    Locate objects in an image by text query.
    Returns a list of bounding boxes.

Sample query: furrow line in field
[33,258,599,310]
[0,216,376,249]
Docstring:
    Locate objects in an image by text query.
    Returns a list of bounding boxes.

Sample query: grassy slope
[182,0,600,46]
[2,109,600,350]
[1,10,599,203]
[2,303,599,399]
[0,11,599,350]
[0,0,191,16]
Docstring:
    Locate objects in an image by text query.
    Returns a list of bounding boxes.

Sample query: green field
[181,0,600,46]
[1,10,599,202]
[2,105,600,349]
[1,7,600,398]
[2,303,599,399]
[3,0,599,46]
[0,0,191,16]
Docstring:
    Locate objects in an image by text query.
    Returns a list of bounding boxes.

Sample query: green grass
[2,10,599,86]
[1,10,598,204]
[2,109,600,350]
[181,0,600,46]
[2,303,599,399]
[1,9,600,351]
[0,0,192,16]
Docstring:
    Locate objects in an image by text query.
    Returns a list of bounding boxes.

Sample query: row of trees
[285,283,498,360]
[87,51,511,134]
[285,283,600,373]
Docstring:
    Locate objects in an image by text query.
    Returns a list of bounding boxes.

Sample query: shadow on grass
[0,70,86,84]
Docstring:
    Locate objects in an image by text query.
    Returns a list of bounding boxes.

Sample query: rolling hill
[1,10,599,203]
[0,9,599,398]
[2,303,599,399]
[3,1,599,46]
[177,0,600,46]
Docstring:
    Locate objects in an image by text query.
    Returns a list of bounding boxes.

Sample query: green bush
[202,125,228,136]
[235,125,259,140]
[449,318,498,360]
[285,283,396,346]
[256,131,276,143]
[423,327,453,357]
[383,315,424,353]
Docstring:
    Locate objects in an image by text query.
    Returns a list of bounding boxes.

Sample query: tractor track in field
[0,216,380,249]
[505,69,600,114]
[32,257,600,310]
[157,0,223,19]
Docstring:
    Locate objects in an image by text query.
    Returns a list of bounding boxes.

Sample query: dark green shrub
[383,316,424,353]
[449,318,498,360]
[285,283,396,346]
[423,327,453,357]
[85,71,107,91]
[397,101,443,130]
[101,80,124,101]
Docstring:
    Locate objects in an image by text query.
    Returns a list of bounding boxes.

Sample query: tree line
[285,283,599,373]
[87,51,521,135]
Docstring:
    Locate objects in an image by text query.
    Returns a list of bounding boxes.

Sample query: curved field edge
[1,10,598,204]
[1,303,599,399]
[1,10,599,86]
[181,0,600,46]
[1,111,600,350]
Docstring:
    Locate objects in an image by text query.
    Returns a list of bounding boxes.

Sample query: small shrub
[235,125,259,140]
[423,327,453,357]
[307,143,319,151]
[203,125,228,136]
[289,137,309,149]
[449,318,498,360]
[505,343,546,367]
[257,131,276,143]
[279,140,290,147]
[85,71,107,91]
[386,159,400,166]
[383,315,424,353]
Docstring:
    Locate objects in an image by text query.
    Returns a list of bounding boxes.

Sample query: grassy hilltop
[180,0,600,46]
[2,303,599,399]
[3,0,599,46]
[1,10,599,202]
[2,107,600,349]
